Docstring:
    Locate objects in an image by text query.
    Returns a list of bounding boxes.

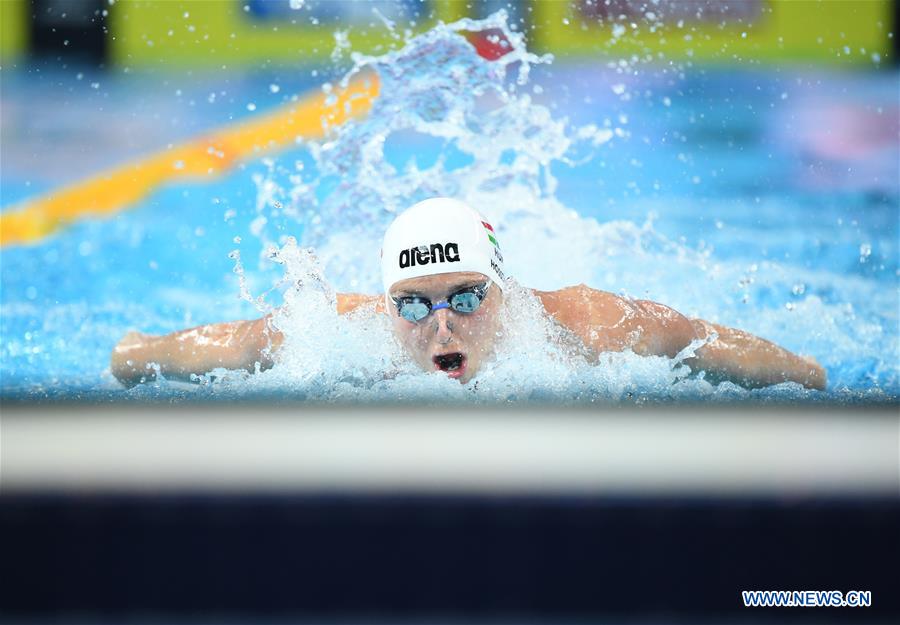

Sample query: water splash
[253,11,629,291]
[202,9,898,403]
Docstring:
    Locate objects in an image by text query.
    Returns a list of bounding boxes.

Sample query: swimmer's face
[387,271,503,384]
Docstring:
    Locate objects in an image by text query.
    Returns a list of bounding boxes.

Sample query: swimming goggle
[391,282,490,323]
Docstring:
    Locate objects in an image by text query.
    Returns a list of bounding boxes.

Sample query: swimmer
[111,198,827,391]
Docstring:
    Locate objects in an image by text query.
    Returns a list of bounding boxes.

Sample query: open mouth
[433,352,467,379]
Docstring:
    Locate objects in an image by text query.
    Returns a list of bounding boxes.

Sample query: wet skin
[387,271,502,384]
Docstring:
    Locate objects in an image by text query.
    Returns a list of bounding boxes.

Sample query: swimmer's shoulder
[531,284,627,327]
[532,285,697,358]
[530,285,640,355]
[337,293,385,315]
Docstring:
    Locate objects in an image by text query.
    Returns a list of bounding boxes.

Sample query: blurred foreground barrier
[0,74,379,247]
[1,404,898,622]
[3,404,897,495]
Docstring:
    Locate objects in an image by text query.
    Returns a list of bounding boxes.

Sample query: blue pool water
[2,14,898,402]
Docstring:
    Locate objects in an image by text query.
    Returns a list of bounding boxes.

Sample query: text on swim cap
[399,243,460,268]
[491,258,505,281]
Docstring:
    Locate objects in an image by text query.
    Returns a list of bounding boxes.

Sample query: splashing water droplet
[859,243,872,263]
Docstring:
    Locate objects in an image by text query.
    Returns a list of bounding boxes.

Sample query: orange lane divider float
[0,73,380,248]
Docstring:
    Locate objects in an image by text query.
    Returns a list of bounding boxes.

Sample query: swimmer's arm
[110,316,280,388]
[536,285,826,390]
[685,319,827,391]
[110,294,383,387]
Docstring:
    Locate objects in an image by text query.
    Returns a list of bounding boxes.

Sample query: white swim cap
[381,198,506,293]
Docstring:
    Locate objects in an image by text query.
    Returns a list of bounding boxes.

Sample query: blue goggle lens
[399,301,431,322]
[449,291,481,313]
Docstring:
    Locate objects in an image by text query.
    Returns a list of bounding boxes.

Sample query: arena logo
[399,242,460,268]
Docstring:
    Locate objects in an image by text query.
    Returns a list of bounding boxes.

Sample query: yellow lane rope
[0,74,380,247]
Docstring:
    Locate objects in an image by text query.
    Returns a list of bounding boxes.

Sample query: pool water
[2,13,897,403]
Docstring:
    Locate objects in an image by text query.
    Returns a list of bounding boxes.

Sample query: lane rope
[0,74,380,247]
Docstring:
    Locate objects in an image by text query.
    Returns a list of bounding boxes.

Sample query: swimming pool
[2,13,897,403]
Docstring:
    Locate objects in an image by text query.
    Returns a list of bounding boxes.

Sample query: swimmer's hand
[110,331,151,388]
[110,317,282,388]
[799,355,827,392]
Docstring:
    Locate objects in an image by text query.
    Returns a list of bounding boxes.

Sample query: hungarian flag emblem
[482,221,499,248]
